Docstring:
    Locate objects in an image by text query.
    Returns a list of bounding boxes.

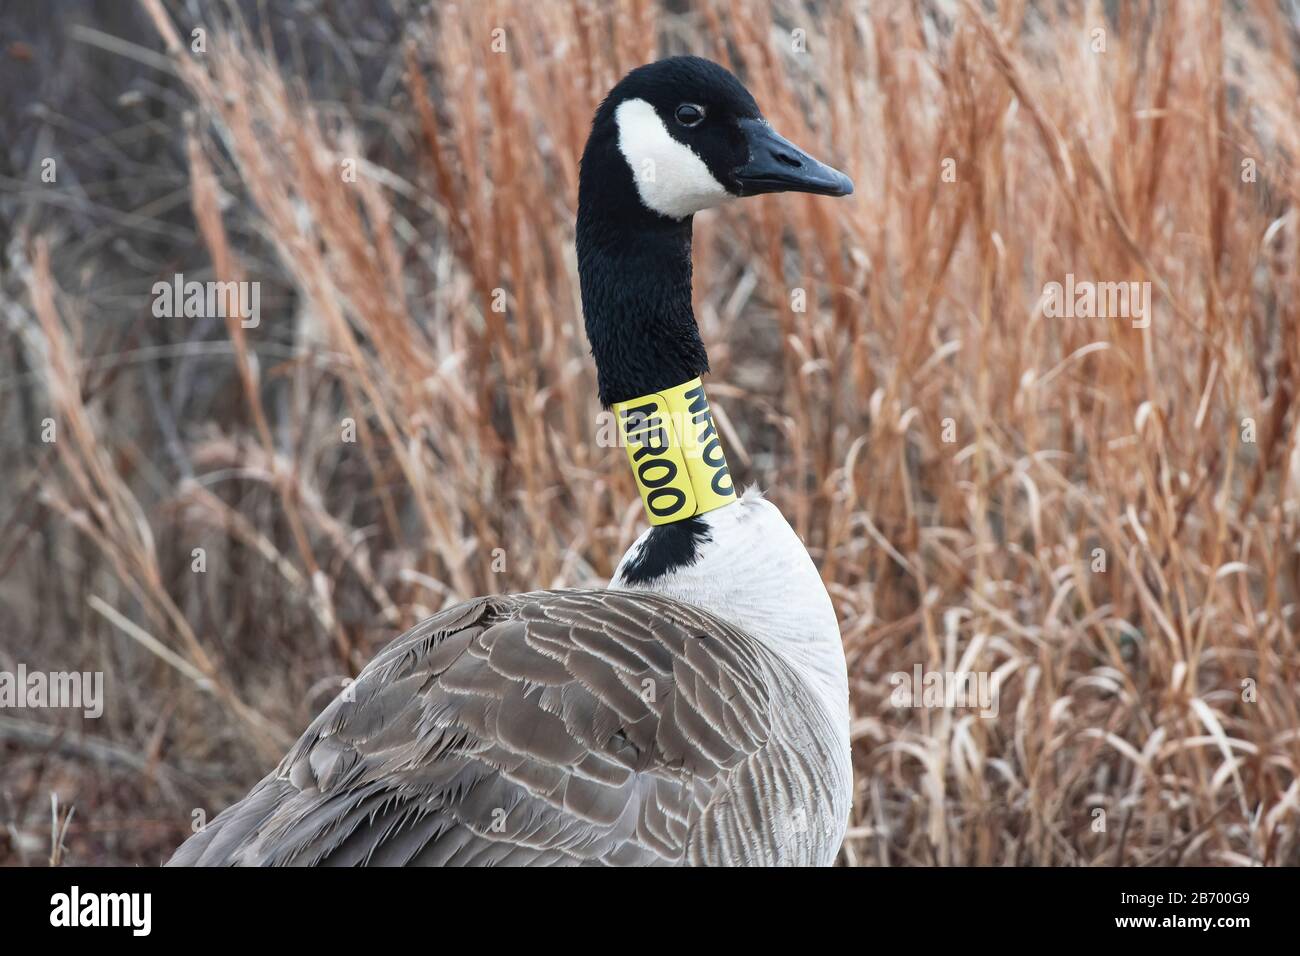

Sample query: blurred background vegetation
[2,0,1300,865]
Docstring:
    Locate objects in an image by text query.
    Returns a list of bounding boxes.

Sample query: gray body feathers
[167,589,848,867]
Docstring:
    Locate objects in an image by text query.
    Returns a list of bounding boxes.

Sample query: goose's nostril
[773,149,803,169]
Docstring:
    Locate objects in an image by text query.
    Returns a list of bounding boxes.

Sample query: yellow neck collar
[612,377,737,526]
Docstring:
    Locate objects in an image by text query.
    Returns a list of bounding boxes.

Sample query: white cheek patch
[615,98,732,219]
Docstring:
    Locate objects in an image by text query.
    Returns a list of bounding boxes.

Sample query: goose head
[576,56,853,406]
[580,56,852,222]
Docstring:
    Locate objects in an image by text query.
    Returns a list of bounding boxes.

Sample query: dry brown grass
[3,0,1300,865]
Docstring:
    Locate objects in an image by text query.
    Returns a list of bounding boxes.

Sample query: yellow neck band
[613,377,737,526]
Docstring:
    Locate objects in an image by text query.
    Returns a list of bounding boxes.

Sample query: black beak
[733,118,854,198]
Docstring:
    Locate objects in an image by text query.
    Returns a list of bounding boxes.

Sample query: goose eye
[675,103,705,127]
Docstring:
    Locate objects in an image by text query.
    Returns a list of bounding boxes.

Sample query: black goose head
[576,56,853,407]
[580,56,852,224]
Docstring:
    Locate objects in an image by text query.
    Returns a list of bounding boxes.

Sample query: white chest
[611,488,850,743]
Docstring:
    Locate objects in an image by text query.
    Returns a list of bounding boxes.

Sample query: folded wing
[166,588,779,866]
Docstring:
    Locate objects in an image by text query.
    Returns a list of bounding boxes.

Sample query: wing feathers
[167,588,789,867]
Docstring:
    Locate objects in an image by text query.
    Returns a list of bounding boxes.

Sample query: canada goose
[167,55,854,867]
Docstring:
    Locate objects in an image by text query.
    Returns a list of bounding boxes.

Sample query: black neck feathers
[576,130,709,408]
[616,515,711,585]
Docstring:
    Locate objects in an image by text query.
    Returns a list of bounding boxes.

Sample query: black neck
[576,173,709,407]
